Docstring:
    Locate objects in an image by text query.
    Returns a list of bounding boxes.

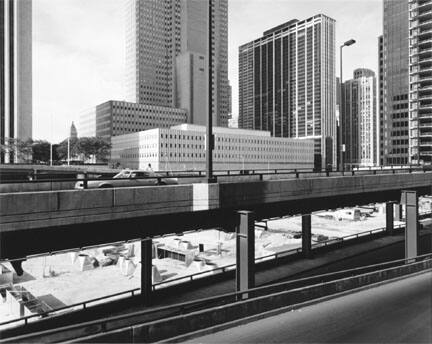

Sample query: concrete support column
[402,191,419,260]
[236,211,255,297]
[141,238,153,306]
[386,202,394,235]
[302,214,312,258]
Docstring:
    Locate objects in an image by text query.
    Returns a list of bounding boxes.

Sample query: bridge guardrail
[3,253,432,343]
[1,165,431,188]
[1,212,429,330]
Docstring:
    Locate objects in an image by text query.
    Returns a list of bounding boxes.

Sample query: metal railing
[1,165,431,187]
[2,212,428,329]
[3,253,432,343]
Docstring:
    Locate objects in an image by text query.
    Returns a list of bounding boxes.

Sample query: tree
[0,137,33,162]
[56,137,79,161]
[31,140,51,164]
[77,137,111,162]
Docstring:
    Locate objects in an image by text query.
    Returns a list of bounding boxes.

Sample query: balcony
[418,9,432,19]
[418,92,432,100]
[418,27,432,37]
[419,18,432,28]
[419,102,432,110]
[418,37,432,47]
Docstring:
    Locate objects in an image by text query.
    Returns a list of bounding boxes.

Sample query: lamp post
[339,39,356,172]
[50,113,53,166]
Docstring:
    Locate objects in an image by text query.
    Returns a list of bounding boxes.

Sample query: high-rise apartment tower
[125,0,229,127]
[341,69,377,167]
[238,14,337,167]
[1,0,32,163]
[409,0,432,164]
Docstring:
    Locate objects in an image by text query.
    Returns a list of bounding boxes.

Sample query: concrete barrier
[0,182,77,193]
[220,173,432,208]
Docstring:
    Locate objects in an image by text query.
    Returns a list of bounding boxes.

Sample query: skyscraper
[342,69,377,167]
[238,15,337,167]
[378,35,384,165]
[409,0,432,164]
[380,0,410,166]
[1,0,32,163]
[125,0,229,127]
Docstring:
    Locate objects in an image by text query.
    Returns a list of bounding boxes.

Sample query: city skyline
[33,0,381,142]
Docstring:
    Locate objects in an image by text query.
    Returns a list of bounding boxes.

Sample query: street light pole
[339,39,356,172]
[50,113,53,166]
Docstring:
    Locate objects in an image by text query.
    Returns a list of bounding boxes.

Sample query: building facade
[409,0,432,164]
[380,0,410,166]
[341,69,377,167]
[1,0,32,163]
[78,107,97,137]
[238,14,337,168]
[70,122,78,139]
[111,124,315,171]
[79,101,187,141]
[378,35,384,165]
[125,0,229,127]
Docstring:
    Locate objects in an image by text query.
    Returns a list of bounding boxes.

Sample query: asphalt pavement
[186,271,432,343]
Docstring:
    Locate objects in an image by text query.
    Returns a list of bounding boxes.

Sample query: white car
[74,169,178,189]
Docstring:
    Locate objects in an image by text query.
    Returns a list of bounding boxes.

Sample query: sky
[33,0,382,142]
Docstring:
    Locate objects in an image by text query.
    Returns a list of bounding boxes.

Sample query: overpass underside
[1,173,432,259]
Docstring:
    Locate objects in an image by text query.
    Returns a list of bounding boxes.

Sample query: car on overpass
[74,169,178,189]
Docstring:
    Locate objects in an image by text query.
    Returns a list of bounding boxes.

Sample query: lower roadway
[186,271,432,343]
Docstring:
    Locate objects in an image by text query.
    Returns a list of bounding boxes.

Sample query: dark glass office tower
[238,14,336,167]
[381,0,410,166]
[378,35,384,165]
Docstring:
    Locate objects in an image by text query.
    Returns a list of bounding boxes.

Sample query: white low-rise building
[111,124,315,171]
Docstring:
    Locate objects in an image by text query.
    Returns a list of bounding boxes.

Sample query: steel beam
[302,214,312,258]
[236,211,255,297]
[386,202,394,235]
[401,191,419,259]
[141,238,153,306]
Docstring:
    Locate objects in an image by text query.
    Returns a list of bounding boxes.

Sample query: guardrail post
[141,238,153,306]
[401,190,419,260]
[236,210,255,299]
[386,202,394,235]
[302,214,312,259]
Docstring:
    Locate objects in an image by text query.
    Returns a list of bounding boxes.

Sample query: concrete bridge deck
[1,171,432,259]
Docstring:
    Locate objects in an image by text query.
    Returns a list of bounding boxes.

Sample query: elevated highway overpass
[1,169,432,259]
